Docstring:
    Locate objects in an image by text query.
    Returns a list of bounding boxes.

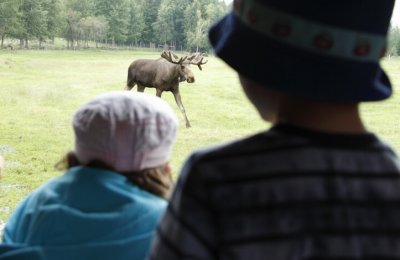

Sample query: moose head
[161,51,208,83]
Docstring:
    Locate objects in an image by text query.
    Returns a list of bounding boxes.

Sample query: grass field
[0,50,400,226]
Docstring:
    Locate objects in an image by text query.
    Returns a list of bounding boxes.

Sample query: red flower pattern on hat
[247,9,257,25]
[231,0,387,63]
[234,0,241,12]
[313,33,334,50]
[271,22,292,38]
[353,42,371,56]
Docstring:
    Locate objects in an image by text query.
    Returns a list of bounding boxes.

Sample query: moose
[126,51,207,128]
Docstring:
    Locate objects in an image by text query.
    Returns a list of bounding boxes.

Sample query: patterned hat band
[233,0,387,62]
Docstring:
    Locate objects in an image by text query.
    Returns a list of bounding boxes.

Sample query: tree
[94,0,109,18]
[64,9,81,49]
[80,16,108,47]
[89,16,108,47]
[153,0,175,46]
[204,0,227,28]
[42,0,64,45]
[95,0,129,45]
[184,0,208,52]
[107,0,129,45]
[141,0,161,44]
[0,0,21,48]
[1,0,230,50]
[187,9,208,52]
[183,0,228,52]
[66,0,95,17]
[126,0,145,46]
[172,0,191,49]
[388,25,400,57]
[18,0,48,48]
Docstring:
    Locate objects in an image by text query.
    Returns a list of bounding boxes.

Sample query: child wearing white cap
[2,91,178,260]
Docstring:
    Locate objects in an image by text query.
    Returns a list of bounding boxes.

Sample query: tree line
[2,0,399,56]
[0,0,228,51]
[389,25,400,57]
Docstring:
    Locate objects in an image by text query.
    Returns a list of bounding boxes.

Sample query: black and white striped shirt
[151,124,400,260]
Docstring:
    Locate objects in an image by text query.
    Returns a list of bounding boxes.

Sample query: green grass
[362,57,400,149]
[0,50,400,226]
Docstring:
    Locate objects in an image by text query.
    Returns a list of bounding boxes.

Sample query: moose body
[126,51,207,128]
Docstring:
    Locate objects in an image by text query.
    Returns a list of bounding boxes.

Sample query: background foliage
[389,25,400,56]
[2,0,400,56]
[0,0,228,51]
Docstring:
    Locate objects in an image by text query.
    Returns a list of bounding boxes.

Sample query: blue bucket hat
[209,0,395,102]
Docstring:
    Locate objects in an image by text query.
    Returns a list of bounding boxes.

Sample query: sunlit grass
[361,57,400,149]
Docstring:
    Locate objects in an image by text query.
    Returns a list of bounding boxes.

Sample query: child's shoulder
[187,126,302,165]
[189,124,398,167]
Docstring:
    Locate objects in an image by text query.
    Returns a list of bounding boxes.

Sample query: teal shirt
[2,166,167,260]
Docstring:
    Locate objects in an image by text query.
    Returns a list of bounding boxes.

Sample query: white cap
[73,91,179,172]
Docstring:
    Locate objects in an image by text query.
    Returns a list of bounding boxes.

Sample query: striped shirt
[150,124,400,260]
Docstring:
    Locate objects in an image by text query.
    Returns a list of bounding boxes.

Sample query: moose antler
[187,53,208,70]
[161,51,208,70]
[161,51,187,65]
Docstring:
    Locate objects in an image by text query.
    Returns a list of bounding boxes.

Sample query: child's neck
[276,98,367,134]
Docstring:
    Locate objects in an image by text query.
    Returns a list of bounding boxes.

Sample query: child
[2,91,178,260]
[150,0,400,259]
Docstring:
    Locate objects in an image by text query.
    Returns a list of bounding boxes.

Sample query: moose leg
[156,89,163,97]
[172,89,191,128]
[137,85,145,92]
[126,68,136,90]
[125,84,134,91]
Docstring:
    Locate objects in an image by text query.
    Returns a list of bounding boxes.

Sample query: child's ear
[163,162,172,174]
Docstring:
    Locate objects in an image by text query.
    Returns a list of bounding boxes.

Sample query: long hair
[54,151,171,198]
